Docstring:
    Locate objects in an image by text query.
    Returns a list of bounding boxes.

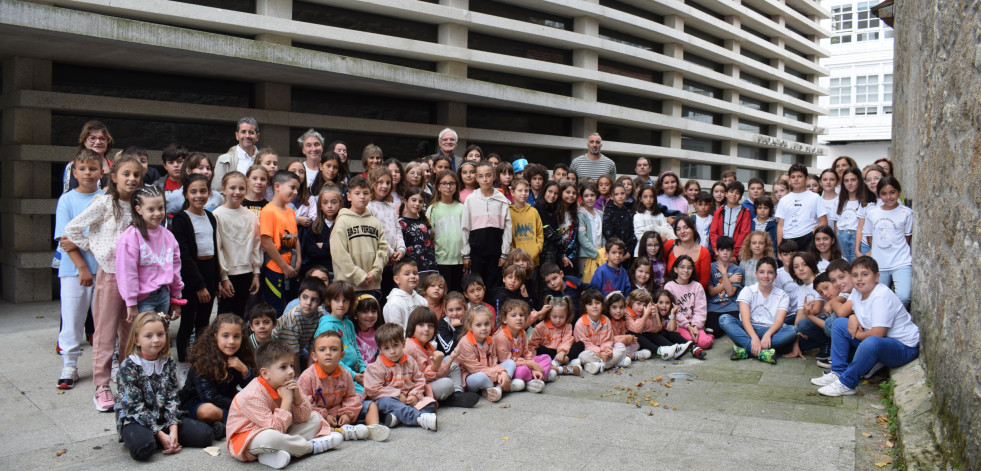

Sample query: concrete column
[256,0,292,45]
[660,157,682,174]
[434,0,469,144]
[570,13,599,149]
[255,82,291,156]
[1,57,53,302]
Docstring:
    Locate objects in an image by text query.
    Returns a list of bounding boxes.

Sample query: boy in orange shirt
[363,323,438,430]
[298,331,390,442]
[226,340,342,469]
[260,170,302,315]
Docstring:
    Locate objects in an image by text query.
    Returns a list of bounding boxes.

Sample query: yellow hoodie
[509,203,544,265]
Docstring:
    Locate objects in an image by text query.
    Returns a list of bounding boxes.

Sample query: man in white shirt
[212,117,261,190]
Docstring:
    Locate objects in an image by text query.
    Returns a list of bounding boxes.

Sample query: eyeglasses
[86,135,109,144]
[439,181,457,187]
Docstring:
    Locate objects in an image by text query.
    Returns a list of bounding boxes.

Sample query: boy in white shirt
[811,256,920,397]
[776,163,828,252]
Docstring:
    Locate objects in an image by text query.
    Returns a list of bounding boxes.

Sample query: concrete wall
[892,1,981,468]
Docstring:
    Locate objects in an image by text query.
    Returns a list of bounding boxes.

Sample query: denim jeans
[879,266,912,310]
[137,286,170,314]
[465,359,516,391]
[375,396,436,425]
[796,316,829,352]
[718,314,798,352]
[837,230,857,263]
[859,240,871,256]
[830,317,919,389]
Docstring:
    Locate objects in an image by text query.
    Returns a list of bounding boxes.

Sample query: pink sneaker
[93,385,115,412]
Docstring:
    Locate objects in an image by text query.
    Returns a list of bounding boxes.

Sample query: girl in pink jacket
[115,185,183,323]
[664,255,713,356]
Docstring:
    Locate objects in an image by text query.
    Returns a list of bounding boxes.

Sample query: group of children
[54,119,918,465]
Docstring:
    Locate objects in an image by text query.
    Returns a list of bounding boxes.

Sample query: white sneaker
[58,366,79,390]
[416,413,437,431]
[810,371,839,387]
[617,356,632,368]
[675,341,693,359]
[366,424,390,442]
[510,378,525,392]
[177,362,190,389]
[526,379,545,393]
[547,369,558,382]
[658,344,683,361]
[551,359,560,368]
[862,362,886,379]
[818,379,856,397]
[569,359,582,368]
[635,349,652,361]
[258,450,291,469]
[340,424,368,440]
[584,362,603,375]
[309,431,343,454]
[382,413,400,428]
[483,386,503,402]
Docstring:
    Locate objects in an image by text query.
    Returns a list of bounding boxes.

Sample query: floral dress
[399,216,438,273]
[115,354,181,437]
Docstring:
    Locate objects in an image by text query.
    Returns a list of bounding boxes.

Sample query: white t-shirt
[694,214,712,250]
[234,146,257,175]
[775,267,798,313]
[796,282,821,313]
[849,284,919,347]
[836,199,862,231]
[821,195,839,226]
[304,165,319,189]
[862,204,913,270]
[737,284,790,326]
[775,190,826,238]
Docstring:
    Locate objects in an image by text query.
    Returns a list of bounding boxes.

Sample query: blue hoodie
[314,313,367,394]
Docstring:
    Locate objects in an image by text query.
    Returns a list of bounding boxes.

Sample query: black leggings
[121,419,212,461]
[438,264,464,294]
[630,331,688,352]
[178,258,218,362]
[537,343,586,363]
[216,273,253,318]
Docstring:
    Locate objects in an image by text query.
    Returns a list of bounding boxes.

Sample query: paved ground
[0,301,891,470]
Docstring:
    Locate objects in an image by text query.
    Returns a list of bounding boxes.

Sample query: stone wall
[892,1,981,468]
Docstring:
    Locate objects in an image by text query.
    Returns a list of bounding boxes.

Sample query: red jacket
[709,205,751,258]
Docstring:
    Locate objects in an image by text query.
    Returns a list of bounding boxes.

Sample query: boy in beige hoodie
[329,176,389,294]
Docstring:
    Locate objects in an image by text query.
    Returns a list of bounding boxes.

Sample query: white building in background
[817,0,895,169]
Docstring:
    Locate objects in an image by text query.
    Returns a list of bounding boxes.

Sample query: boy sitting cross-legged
[363,323,438,430]
[226,340,343,469]
[298,331,390,442]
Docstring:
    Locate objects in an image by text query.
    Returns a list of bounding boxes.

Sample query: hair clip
[604,290,623,300]
[357,293,377,303]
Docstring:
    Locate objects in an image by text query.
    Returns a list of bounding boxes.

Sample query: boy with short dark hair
[364,323,438,430]
[743,177,766,216]
[330,176,388,295]
[462,273,496,322]
[226,340,342,468]
[382,259,427,329]
[298,331,390,442]
[273,277,326,373]
[706,236,743,336]
[313,280,367,394]
[590,238,631,296]
[692,192,715,252]
[154,143,189,224]
[261,170,303,315]
[552,163,569,182]
[720,169,737,186]
[602,184,637,256]
[247,303,277,350]
[812,257,920,396]
[753,195,778,247]
[539,262,598,315]
[709,181,751,257]
[462,161,512,294]
[776,163,828,251]
[492,265,536,322]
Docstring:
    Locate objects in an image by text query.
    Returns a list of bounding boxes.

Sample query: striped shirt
[272,303,325,353]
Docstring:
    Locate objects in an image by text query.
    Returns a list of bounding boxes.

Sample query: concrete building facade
[816,0,893,169]
[0,0,829,302]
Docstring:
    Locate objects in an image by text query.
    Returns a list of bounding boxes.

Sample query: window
[598,58,662,83]
[469,32,572,65]
[740,72,770,88]
[829,108,850,117]
[738,119,768,135]
[294,1,437,42]
[830,4,853,44]
[783,130,803,142]
[740,95,768,111]
[883,106,893,115]
[855,106,878,116]
[601,0,664,23]
[855,75,878,104]
[856,2,880,41]
[783,108,806,122]
[738,145,769,161]
[683,52,725,73]
[883,74,893,103]
[597,89,662,114]
[599,28,663,53]
[681,162,715,180]
[468,68,572,96]
[682,106,721,125]
[596,122,661,146]
[683,79,722,99]
[469,0,573,31]
[830,77,851,106]
[737,168,767,182]
[681,135,722,155]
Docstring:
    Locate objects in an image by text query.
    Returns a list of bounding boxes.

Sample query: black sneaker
[441,391,480,408]
[211,421,226,440]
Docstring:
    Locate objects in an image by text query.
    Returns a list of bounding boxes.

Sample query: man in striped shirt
[570,133,617,182]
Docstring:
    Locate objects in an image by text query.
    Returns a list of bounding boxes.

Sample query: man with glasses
[430,128,462,171]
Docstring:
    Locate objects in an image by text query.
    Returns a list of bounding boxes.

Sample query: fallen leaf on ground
[600,394,610,397]
[502,436,509,440]
[874,462,888,467]
[806,392,818,396]
[885,441,894,448]
[862,432,872,438]
[647,410,654,416]
[203,447,220,457]
[665,384,672,388]
[55,449,67,457]
[57,391,65,395]
[499,404,511,408]
[672,407,678,410]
